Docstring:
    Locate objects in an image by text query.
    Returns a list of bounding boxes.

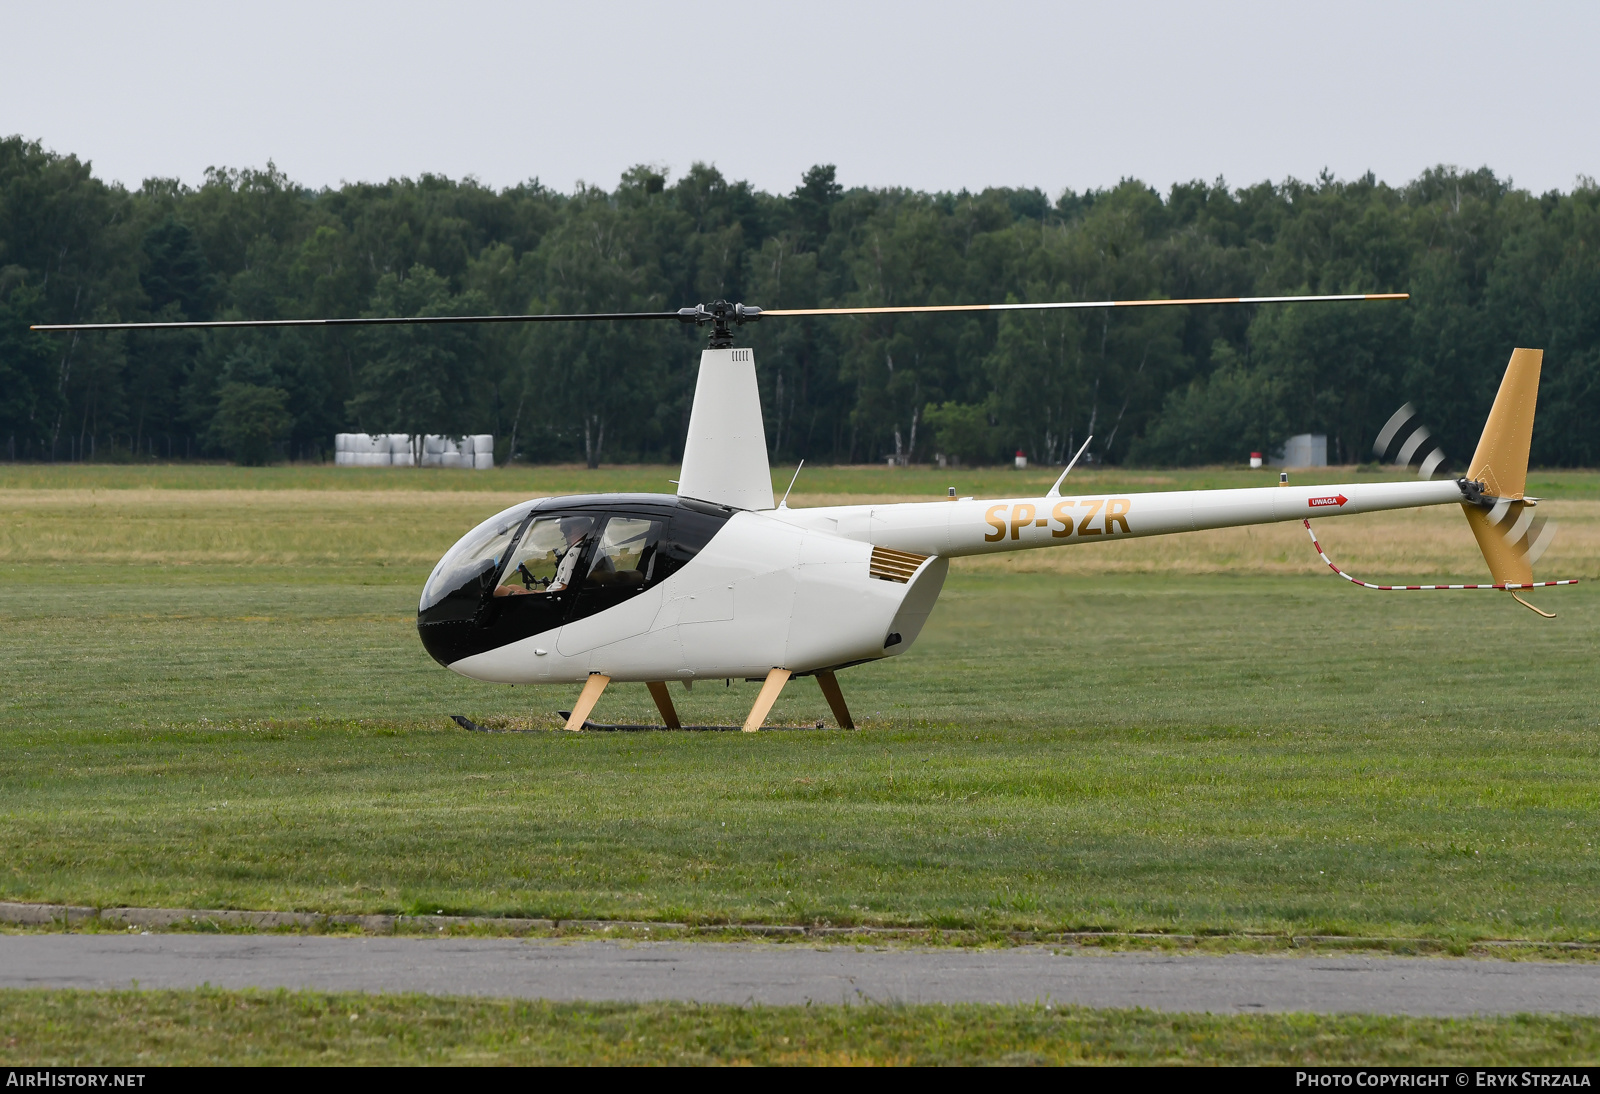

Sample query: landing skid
[449,713,838,733]
[453,667,857,734]
[557,715,835,733]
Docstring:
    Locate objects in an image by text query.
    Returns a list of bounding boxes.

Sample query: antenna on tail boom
[1045,436,1093,498]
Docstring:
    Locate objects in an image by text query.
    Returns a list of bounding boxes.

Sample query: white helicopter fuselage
[442,476,1465,685]
[420,346,1475,692]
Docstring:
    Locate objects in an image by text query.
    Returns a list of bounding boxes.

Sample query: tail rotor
[1339,350,1576,616]
[1372,402,1451,478]
[1483,493,1558,567]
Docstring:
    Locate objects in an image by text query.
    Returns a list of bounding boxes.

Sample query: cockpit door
[568,516,665,613]
[551,515,667,659]
[476,514,588,641]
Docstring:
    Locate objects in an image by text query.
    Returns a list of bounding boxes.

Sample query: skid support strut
[743,668,792,733]
[564,673,610,731]
[645,681,681,728]
[814,670,855,729]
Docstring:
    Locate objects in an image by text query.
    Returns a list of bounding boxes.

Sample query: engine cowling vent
[870,546,929,583]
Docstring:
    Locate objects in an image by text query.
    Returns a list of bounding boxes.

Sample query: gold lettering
[1078,498,1104,535]
[984,504,1007,542]
[1105,497,1132,534]
[1010,503,1036,540]
[1050,500,1075,538]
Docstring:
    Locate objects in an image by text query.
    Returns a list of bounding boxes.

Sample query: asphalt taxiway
[3,935,1596,1015]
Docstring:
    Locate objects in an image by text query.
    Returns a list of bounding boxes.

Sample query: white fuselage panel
[447,511,918,684]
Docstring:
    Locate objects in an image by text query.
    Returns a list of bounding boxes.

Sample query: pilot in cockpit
[494,514,609,596]
[548,515,608,591]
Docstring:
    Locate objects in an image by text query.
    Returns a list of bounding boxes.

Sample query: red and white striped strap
[1301,519,1579,591]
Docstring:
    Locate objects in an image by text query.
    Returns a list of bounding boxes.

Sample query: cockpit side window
[493,516,572,596]
[583,517,663,588]
[649,509,729,585]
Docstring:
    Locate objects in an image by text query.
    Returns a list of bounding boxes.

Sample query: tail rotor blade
[1416,447,1448,479]
[1394,425,1432,468]
[1526,520,1558,565]
[1374,401,1450,477]
[1504,505,1536,546]
[1373,403,1417,458]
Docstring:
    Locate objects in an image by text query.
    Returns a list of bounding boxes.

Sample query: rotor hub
[677,300,761,348]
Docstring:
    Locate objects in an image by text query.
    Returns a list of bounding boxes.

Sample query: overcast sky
[5,1,1596,199]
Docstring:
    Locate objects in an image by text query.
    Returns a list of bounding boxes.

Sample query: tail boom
[780,478,1469,558]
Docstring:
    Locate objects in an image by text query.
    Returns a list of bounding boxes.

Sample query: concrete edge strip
[2,902,1596,949]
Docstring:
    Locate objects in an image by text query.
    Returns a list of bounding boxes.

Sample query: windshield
[419,500,539,613]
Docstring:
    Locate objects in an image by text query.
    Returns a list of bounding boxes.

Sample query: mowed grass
[2,466,1598,938]
[6,990,1599,1066]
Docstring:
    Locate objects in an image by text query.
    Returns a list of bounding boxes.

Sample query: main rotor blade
[29,310,684,332]
[760,293,1407,317]
[31,292,1407,333]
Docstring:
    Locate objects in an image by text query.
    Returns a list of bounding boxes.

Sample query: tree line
[2,135,1596,469]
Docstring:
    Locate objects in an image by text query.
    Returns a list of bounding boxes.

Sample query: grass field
[3,463,1596,941]
[5,462,1598,1065]
[6,989,1598,1066]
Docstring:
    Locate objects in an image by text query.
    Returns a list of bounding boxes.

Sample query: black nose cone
[417,619,476,668]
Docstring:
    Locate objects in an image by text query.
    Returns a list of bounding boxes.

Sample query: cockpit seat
[586,568,645,589]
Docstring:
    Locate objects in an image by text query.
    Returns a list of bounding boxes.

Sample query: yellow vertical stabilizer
[1462,348,1541,587]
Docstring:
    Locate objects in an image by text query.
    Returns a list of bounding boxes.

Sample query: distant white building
[334,433,494,469]
[1271,433,1328,469]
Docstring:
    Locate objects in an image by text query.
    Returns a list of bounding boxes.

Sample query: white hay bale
[337,433,413,466]
[473,451,494,470]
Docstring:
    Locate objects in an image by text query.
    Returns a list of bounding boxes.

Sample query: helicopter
[36,294,1574,732]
